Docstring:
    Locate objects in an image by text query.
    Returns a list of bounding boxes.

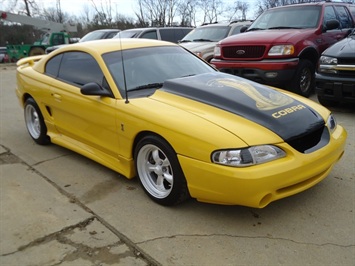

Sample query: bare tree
[42,0,66,23]
[5,0,40,16]
[89,0,114,26]
[227,1,250,21]
[255,0,324,16]
[176,0,199,26]
[199,0,225,24]
[135,0,184,27]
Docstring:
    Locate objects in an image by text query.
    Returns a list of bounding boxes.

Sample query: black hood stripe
[160,73,324,141]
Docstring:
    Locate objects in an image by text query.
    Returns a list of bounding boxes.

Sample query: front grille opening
[287,126,325,153]
[222,46,265,59]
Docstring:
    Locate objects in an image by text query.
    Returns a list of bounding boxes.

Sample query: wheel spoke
[163,172,173,184]
[151,149,161,164]
[147,161,157,172]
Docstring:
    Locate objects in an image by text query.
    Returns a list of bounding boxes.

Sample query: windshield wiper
[246,28,264,32]
[129,83,164,92]
[192,38,213,42]
[179,40,191,43]
[268,26,302,29]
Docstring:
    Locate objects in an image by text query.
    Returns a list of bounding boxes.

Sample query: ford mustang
[16,39,347,207]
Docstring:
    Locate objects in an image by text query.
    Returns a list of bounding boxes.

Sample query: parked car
[45,29,120,53]
[0,46,9,63]
[16,39,346,207]
[114,27,192,43]
[211,1,355,97]
[179,21,252,62]
[316,29,355,106]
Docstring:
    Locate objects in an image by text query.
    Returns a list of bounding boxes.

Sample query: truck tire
[317,95,338,107]
[290,59,315,98]
[29,47,45,56]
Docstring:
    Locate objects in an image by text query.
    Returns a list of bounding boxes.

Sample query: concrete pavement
[1,64,354,265]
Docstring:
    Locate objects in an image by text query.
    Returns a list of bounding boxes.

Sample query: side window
[45,54,63,77]
[140,30,158,40]
[51,34,64,45]
[324,6,338,28]
[334,6,353,28]
[159,29,175,42]
[349,6,355,20]
[57,52,104,87]
[105,31,118,39]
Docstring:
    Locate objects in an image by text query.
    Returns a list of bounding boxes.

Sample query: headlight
[212,145,286,167]
[318,56,338,74]
[319,56,337,65]
[194,51,203,58]
[268,45,294,56]
[214,45,221,57]
[326,114,337,133]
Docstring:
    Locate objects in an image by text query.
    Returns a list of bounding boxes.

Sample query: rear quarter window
[45,54,63,77]
[140,30,158,40]
[159,29,176,42]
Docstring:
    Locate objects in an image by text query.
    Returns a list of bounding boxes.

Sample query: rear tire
[290,59,315,98]
[29,47,45,56]
[24,98,50,145]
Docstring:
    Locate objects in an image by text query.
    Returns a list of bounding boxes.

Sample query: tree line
[0,0,348,46]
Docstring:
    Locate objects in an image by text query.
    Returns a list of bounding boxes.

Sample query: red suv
[211,2,355,97]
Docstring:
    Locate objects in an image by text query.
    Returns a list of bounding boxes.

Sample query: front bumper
[179,125,347,208]
[211,58,298,85]
[315,73,355,104]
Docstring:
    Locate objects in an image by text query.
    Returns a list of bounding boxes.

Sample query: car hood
[323,35,355,58]
[221,29,314,45]
[153,72,324,142]
[180,42,216,51]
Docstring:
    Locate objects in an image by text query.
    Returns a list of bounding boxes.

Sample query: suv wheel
[290,59,315,98]
[317,95,338,107]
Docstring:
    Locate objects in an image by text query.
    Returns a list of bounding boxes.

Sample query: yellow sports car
[16,39,347,208]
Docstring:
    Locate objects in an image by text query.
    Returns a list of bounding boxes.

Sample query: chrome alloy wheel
[25,104,41,139]
[299,67,312,95]
[136,144,174,199]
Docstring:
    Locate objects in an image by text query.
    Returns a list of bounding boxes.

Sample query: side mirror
[324,19,340,31]
[81,82,112,97]
[240,26,249,33]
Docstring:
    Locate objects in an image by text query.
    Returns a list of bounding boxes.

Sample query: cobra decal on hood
[160,72,324,141]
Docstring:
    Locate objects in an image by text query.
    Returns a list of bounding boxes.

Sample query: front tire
[317,95,338,107]
[290,59,315,98]
[134,135,189,206]
[24,98,50,145]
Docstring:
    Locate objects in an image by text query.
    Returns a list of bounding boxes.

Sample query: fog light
[265,72,278,78]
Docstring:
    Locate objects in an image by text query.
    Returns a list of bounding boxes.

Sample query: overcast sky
[1,0,258,22]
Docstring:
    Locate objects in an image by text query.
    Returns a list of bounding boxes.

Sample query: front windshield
[249,6,321,30]
[103,46,216,95]
[114,30,142,38]
[181,26,230,42]
[80,31,110,42]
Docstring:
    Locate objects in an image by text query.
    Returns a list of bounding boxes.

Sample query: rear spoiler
[17,55,45,67]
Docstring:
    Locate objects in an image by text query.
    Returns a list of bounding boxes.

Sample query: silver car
[180,21,252,62]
